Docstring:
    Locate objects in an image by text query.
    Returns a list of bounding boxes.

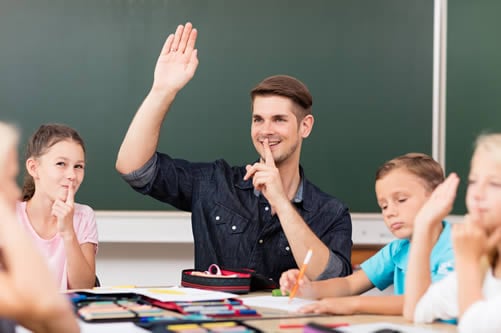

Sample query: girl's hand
[52,183,76,238]
[453,213,488,262]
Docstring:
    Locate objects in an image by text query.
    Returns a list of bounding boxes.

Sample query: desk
[18,292,457,333]
[75,314,457,333]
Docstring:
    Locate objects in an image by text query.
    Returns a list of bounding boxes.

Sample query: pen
[289,248,313,302]
[279,323,349,329]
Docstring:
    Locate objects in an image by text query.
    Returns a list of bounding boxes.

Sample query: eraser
[271,289,288,296]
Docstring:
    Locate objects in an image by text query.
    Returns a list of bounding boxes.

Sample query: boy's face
[466,149,501,233]
[375,168,431,239]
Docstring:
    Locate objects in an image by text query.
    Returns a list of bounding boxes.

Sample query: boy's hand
[414,173,460,229]
[279,268,315,299]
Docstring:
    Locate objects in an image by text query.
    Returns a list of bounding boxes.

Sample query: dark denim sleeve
[315,207,353,280]
[120,154,158,188]
[119,152,201,211]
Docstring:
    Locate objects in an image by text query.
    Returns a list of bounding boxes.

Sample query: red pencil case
[181,265,277,294]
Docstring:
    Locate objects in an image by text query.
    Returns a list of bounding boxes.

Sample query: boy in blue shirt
[280,153,455,315]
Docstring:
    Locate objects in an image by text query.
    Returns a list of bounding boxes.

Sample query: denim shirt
[121,153,353,283]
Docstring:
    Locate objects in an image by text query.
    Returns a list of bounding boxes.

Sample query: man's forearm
[274,200,330,279]
[116,89,177,174]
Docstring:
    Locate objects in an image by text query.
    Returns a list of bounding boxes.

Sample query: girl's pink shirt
[16,201,98,290]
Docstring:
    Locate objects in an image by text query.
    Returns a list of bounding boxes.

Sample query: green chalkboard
[446,1,501,214]
[0,0,434,212]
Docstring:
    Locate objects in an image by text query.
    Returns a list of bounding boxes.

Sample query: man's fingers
[160,34,175,55]
[262,139,275,167]
[170,24,184,52]
[178,22,193,54]
[243,164,254,181]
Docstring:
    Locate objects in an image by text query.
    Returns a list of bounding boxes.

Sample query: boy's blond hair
[375,153,444,192]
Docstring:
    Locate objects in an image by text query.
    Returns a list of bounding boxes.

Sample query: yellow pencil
[289,248,313,302]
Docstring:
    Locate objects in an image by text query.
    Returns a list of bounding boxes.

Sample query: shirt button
[215,216,220,221]
[258,239,264,244]
[264,206,269,211]
[231,225,236,231]
[285,246,290,251]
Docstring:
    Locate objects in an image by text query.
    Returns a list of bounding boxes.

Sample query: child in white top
[0,121,79,333]
[404,133,501,333]
[18,123,98,290]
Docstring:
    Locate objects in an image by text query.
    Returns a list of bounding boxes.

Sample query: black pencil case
[181,265,277,294]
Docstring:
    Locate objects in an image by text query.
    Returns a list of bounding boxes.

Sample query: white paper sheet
[241,295,316,312]
[337,322,446,333]
[80,286,238,302]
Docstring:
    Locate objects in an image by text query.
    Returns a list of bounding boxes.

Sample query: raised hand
[243,139,286,207]
[414,173,460,228]
[153,22,199,94]
[52,183,76,237]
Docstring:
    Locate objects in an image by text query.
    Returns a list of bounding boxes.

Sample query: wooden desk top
[245,315,456,332]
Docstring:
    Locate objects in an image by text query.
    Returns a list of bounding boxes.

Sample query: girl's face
[28,139,85,202]
[375,168,431,239]
[0,146,21,208]
[466,148,501,232]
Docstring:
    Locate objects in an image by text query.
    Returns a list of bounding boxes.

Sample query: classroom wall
[95,213,395,286]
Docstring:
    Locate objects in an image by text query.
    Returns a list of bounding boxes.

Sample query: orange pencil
[289,248,313,302]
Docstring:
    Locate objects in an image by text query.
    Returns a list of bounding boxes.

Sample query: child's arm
[299,295,404,315]
[54,185,96,289]
[455,217,501,312]
[0,199,79,333]
[280,268,374,299]
[403,173,459,321]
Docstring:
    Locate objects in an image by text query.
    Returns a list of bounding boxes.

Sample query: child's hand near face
[51,183,76,238]
[454,213,501,264]
[414,173,460,229]
[279,268,316,299]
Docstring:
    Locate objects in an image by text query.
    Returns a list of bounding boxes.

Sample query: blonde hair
[0,121,19,174]
[473,133,501,269]
[375,152,444,192]
[474,133,501,163]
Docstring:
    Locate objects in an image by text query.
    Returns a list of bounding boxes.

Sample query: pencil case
[181,264,277,294]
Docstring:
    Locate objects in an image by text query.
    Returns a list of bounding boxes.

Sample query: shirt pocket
[211,202,252,263]
[212,202,250,235]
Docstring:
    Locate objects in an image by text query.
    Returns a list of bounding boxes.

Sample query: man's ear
[26,158,39,179]
[300,114,314,139]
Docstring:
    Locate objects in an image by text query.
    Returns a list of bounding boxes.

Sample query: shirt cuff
[120,154,158,188]
[315,250,345,280]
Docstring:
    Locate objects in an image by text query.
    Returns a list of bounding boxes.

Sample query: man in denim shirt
[116,23,352,283]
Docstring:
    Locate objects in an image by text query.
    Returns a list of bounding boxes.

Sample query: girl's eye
[75,164,85,169]
[398,198,407,203]
[56,162,65,166]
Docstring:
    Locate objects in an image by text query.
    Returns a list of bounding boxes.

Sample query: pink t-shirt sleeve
[73,203,98,251]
